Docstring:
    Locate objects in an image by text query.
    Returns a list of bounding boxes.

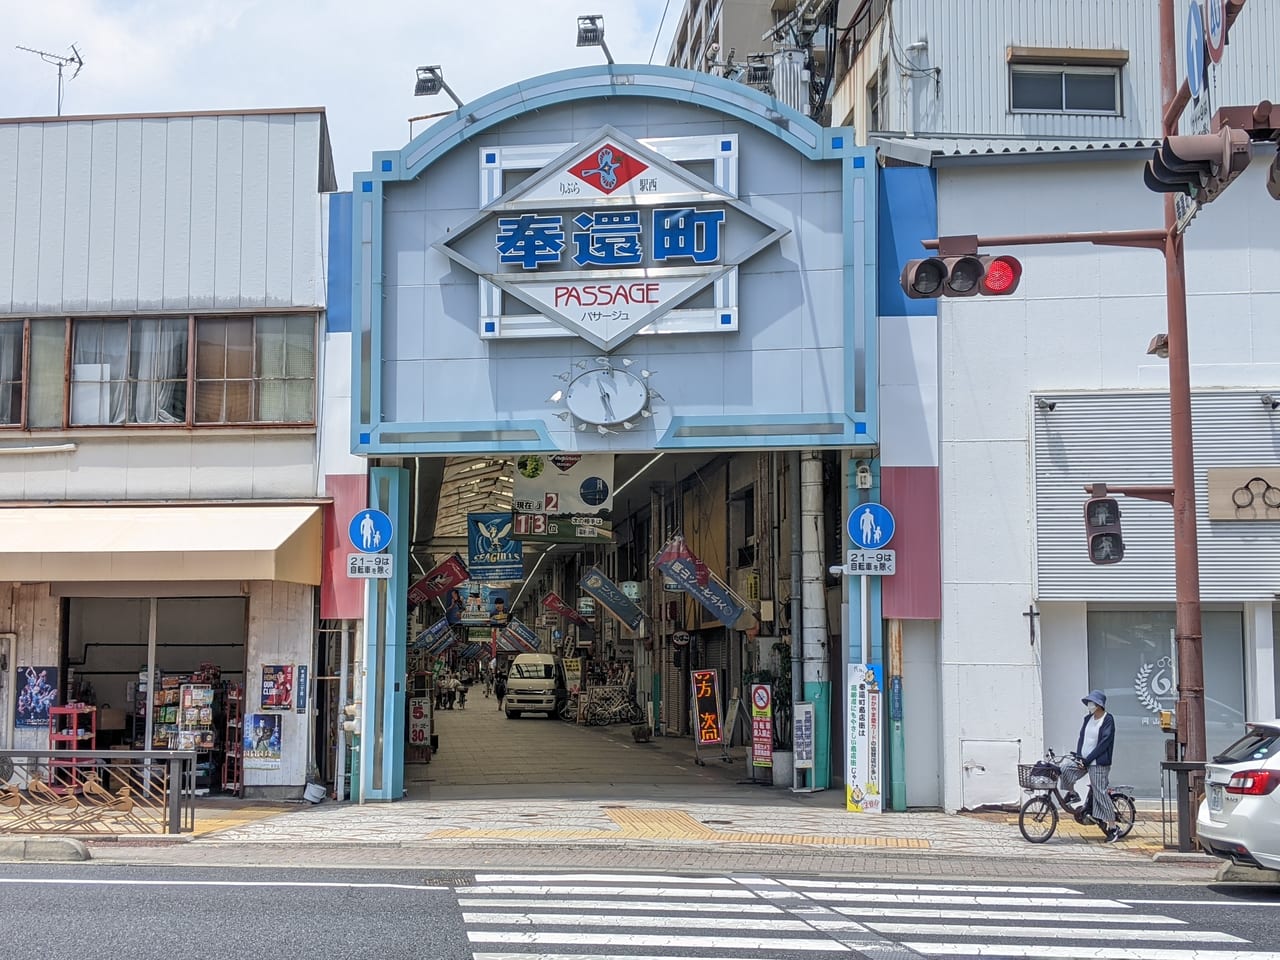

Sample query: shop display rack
[222,685,244,797]
[48,703,97,794]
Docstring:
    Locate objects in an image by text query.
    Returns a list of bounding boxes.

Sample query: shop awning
[0,504,323,585]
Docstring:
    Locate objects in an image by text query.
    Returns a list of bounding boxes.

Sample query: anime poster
[261,664,294,710]
[15,666,59,727]
[243,713,282,769]
[450,583,510,626]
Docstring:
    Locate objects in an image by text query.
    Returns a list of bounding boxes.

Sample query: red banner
[407,554,469,606]
[654,535,709,587]
[542,590,588,626]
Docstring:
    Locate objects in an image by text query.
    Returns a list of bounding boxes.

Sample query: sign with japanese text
[295,664,308,715]
[657,553,746,626]
[750,683,773,768]
[347,553,392,579]
[499,619,540,652]
[691,669,723,746]
[412,617,454,654]
[435,126,789,352]
[513,453,614,542]
[579,567,645,631]
[407,697,430,747]
[846,664,883,814]
[794,701,815,770]
[542,590,589,626]
[261,664,294,711]
[407,554,469,606]
[467,513,524,582]
[244,714,282,770]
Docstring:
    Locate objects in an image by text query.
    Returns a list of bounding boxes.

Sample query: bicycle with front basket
[1017,748,1137,843]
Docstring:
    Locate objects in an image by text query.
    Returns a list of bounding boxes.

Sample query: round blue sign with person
[348,509,394,553]
[847,502,895,549]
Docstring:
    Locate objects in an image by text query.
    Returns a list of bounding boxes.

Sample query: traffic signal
[900,255,1022,299]
[1143,129,1252,203]
[1084,497,1124,565]
[1268,148,1280,201]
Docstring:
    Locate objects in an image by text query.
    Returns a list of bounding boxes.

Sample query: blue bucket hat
[1082,689,1107,709]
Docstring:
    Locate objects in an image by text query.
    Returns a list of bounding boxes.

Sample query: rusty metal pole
[1160,0,1207,768]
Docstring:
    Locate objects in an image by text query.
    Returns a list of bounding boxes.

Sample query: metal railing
[0,749,198,836]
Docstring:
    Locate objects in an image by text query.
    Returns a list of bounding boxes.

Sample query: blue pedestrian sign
[1186,0,1206,100]
[848,503,895,549]
[349,509,394,553]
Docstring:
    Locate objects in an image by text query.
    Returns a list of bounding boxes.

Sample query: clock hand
[597,378,614,421]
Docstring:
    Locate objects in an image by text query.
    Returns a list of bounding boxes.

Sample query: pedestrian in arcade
[494,670,506,709]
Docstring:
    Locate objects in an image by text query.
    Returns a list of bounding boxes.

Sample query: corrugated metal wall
[0,112,328,316]
[1034,390,1280,602]
[886,0,1277,140]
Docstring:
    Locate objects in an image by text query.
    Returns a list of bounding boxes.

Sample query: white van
[504,653,568,718]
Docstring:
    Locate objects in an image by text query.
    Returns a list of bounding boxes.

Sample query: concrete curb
[0,837,91,862]
[1215,862,1280,883]
[1152,851,1220,864]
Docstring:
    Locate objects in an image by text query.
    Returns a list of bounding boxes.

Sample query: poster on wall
[512,453,614,542]
[467,512,524,581]
[846,664,883,814]
[448,583,511,626]
[15,666,59,728]
[243,714,282,770]
[261,665,294,711]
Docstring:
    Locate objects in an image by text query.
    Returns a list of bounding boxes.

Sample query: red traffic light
[900,255,1022,299]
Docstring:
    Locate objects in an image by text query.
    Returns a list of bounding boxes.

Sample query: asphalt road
[1,864,1277,960]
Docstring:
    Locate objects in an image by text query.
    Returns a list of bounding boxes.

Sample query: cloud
[1,0,681,183]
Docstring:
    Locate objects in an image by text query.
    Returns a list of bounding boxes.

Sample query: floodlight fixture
[414,65,463,108]
[1146,333,1170,359]
[576,15,614,64]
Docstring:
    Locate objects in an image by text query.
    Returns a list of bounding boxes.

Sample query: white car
[1196,719,1280,870]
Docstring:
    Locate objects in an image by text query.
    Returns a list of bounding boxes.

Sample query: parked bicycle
[1017,748,1137,843]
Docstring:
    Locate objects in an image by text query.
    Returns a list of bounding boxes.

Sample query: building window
[1009,64,1122,115]
[195,315,315,424]
[0,313,315,430]
[867,58,889,131]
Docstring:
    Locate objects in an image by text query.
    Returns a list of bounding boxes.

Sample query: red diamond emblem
[568,143,648,195]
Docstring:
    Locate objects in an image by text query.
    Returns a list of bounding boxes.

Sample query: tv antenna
[15,43,85,116]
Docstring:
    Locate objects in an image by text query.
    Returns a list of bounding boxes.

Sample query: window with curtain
[6,312,312,429]
[195,314,315,424]
[0,320,21,426]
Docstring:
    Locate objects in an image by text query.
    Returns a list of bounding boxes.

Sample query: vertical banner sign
[750,683,773,768]
[691,669,723,746]
[467,513,524,581]
[295,664,309,715]
[579,567,645,630]
[543,591,589,626]
[513,453,615,542]
[407,697,430,747]
[794,701,815,770]
[846,664,883,814]
[500,619,541,652]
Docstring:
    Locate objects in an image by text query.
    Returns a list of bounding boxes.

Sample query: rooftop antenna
[15,43,85,116]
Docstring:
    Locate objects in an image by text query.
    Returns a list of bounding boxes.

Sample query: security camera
[855,462,873,489]
[1262,394,1279,411]
[705,42,720,62]
[1036,398,1056,412]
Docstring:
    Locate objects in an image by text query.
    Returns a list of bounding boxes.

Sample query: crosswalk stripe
[873,923,1242,943]
[471,874,737,885]
[458,897,785,913]
[802,891,1129,908]
[903,945,1280,960]
[459,885,761,898]
[779,879,1082,895]
[473,955,846,960]
[829,906,1182,924]
[462,912,827,931]
[467,930,851,951]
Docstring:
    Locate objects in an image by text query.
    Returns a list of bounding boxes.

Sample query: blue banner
[579,567,644,631]
[412,617,454,653]
[501,618,541,652]
[656,556,745,626]
[468,512,524,582]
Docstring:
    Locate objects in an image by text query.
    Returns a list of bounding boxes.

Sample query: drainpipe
[788,452,803,789]
[801,450,831,789]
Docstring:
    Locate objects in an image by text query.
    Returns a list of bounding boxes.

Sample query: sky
[0,0,683,186]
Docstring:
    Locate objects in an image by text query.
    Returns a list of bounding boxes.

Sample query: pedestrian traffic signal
[1143,129,1252,203]
[900,255,1022,298]
[1084,497,1124,565]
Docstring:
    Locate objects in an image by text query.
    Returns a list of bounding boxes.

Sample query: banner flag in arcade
[412,617,455,654]
[655,537,746,626]
[500,618,540,652]
[691,669,723,746]
[847,664,883,814]
[467,512,523,581]
[579,567,644,631]
[408,554,469,606]
[543,590,589,625]
[513,453,614,542]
